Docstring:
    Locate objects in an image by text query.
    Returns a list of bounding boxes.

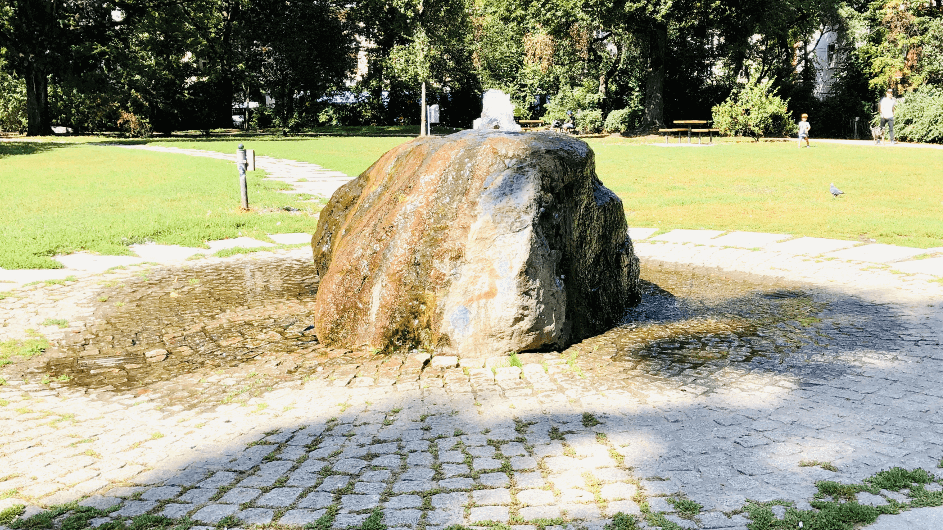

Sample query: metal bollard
[237,143,249,210]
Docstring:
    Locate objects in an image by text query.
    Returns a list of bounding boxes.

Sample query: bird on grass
[830,183,844,197]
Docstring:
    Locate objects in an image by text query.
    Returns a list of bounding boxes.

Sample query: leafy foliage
[604,107,642,133]
[575,109,603,134]
[866,466,934,491]
[712,79,795,140]
[895,86,943,144]
[542,81,603,122]
[917,17,943,86]
[0,53,25,133]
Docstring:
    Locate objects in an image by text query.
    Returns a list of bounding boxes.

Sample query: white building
[809,30,841,99]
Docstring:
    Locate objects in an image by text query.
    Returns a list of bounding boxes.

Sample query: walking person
[879,89,897,144]
[798,113,811,148]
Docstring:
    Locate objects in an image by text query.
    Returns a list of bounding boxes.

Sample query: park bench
[658,128,688,143]
[518,119,545,130]
[690,128,720,144]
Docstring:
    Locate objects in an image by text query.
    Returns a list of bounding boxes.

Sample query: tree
[0,0,115,135]
[847,0,943,93]
[385,0,478,130]
[241,0,356,129]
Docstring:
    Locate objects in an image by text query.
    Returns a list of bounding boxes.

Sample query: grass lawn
[0,142,319,269]
[587,137,943,249]
[148,134,943,249]
[1,133,941,270]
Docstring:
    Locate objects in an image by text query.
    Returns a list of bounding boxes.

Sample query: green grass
[0,331,49,367]
[0,142,320,269]
[604,512,642,530]
[0,505,25,525]
[588,138,943,248]
[239,134,940,248]
[210,242,308,258]
[742,466,943,530]
[799,459,839,472]
[2,135,941,270]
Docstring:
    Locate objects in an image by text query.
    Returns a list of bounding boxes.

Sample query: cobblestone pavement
[1,239,941,530]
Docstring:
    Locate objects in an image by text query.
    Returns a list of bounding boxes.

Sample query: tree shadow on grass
[0,142,76,159]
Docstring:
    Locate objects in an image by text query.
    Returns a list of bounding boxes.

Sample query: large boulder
[311,129,640,357]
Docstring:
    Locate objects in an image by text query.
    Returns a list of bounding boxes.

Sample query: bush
[712,79,795,140]
[604,107,641,134]
[895,86,943,144]
[117,110,152,138]
[250,106,275,129]
[50,85,123,134]
[0,67,26,134]
[575,108,603,134]
[542,81,603,123]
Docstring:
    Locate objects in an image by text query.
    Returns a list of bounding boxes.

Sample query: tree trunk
[26,66,50,136]
[644,23,667,129]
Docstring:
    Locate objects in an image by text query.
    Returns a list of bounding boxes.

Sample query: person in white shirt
[879,89,897,144]
[797,113,811,148]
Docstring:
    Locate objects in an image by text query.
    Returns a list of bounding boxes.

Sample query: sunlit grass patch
[0,330,49,367]
[0,143,319,269]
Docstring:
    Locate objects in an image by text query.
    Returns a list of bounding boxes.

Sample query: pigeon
[830,183,844,197]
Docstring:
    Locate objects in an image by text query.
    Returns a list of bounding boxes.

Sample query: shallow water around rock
[43,258,322,394]
[31,256,875,405]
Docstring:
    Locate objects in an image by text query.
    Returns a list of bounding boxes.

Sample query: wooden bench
[691,128,720,144]
[658,128,688,143]
[518,119,545,130]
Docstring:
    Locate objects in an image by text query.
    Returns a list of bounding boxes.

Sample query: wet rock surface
[312,130,640,357]
[1,246,942,530]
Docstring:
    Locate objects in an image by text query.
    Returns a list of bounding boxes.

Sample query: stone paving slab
[764,236,859,255]
[54,253,147,272]
[627,227,659,241]
[0,268,76,286]
[206,237,276,252]
[708,231,791,249]
[269,233,313,245]
[891,256,943,276]
[649,229,726,244]
[129,243,211,262]
[824,243,930,263]
[866,506,943,529]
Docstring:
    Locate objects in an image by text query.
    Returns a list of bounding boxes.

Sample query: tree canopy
[0,0,941,138]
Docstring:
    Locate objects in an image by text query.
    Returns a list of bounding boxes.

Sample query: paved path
[111,144,355,199]
[1,147,942,530]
